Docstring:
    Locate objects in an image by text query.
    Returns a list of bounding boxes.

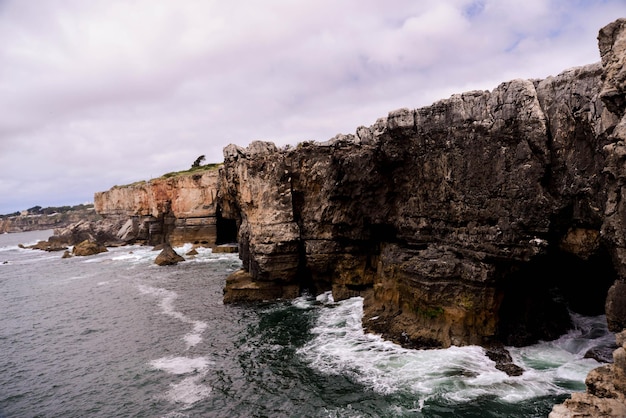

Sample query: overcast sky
[1,1,624,214]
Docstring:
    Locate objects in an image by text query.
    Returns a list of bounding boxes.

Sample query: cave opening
[496,243,617,347]
[215,209,238,245]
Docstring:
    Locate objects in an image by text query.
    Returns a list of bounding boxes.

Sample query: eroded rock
[154,244,185,266]
[218,19,626,355]
[72,240,108,256]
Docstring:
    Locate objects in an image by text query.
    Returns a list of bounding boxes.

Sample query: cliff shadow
[216,208,238,245]
[496,243,616,347]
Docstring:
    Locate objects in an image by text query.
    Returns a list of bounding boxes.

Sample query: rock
[155,244,185,266]
[94,168,225,247]
[550,329,626,417]
[485,344,525,377]
[223,269,299,303]
[212,244,238,253]
[0,206,100,234]
[585,346,617,364]
[217,18,626,353]
[50,218,126,247]
[72,240,108,256]
[28,240,68,252]
[599,18,626,114]
[186,248,198,256]
[61,250,72,259]
[606,281,626,332]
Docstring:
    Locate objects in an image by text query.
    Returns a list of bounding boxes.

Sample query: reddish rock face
[94,169,222,246]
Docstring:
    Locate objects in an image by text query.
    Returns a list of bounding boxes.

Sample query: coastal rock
[155,244,185,266]
[218,18,626,353]
[28,240,68,252]
[0,206,100,234]
[94,168,234,247]
[51,218,126,247]
[72,240,108,256]
[223,269,299,303]
[550,329,626,418]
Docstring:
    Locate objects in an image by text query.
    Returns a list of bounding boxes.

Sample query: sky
[1,0,625,214]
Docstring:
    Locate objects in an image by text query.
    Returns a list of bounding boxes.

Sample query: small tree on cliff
[192,155,206,168]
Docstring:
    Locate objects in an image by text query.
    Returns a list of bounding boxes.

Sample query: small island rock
[155,244,185,266]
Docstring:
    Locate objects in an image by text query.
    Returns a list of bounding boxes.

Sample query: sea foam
[297,292,605,406]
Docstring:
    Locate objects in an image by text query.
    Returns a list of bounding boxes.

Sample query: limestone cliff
[0,207,100,233]
[94,167,235,247]
[219,19,626,354]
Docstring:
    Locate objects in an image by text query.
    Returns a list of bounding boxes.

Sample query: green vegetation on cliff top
[112,162,222,189]
[160,162,222,179]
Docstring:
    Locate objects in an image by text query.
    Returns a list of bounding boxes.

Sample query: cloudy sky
[0,0,624,214]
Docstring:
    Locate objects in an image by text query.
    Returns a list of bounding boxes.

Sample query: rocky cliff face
[94,168,235,247]
[219,19,626,354]
[0,208,101,233]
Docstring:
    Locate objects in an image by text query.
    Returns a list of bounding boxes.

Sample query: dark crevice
[215,208,238,245]
[497,241,616,346]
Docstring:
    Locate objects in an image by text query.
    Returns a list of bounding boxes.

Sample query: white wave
[166,375,212,406]
[297,292,603,405]
[138,284,208,349]
[150,356,212,374]
[151,356,213,407]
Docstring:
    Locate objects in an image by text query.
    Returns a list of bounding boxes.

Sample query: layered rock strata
[94,168,233,247]
[219,19,626,354]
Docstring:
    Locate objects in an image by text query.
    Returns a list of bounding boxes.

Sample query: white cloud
[0,0,624,213]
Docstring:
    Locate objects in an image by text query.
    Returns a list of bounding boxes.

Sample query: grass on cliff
[159,163,222,179]
[112,163,222,189]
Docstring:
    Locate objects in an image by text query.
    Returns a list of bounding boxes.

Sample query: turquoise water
[0,230,612,417]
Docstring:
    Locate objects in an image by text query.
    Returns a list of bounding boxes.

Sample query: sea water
[0,230,614,417]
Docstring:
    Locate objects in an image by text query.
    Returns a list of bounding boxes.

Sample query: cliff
[74,18,626,414]
[219,18,626,353]
[93,167,236,247]
[0,207,100,234]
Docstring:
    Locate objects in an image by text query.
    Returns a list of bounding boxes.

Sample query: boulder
[72,240,108,256]
[155,244,185,266]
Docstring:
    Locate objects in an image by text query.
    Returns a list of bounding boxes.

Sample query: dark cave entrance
[215,209,238,245]
[496,243,617,347]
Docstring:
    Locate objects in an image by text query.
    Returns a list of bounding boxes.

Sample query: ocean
[0,230,614,417]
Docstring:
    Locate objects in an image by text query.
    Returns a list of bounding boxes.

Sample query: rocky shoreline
[31,18,626,415]
[0,206,100,234]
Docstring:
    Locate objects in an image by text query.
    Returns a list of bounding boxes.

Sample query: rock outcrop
[154,243,185,266]
[550,330,626,417]
[94,168,236,247]
[0,207,101,234]
[72,240,108,257]
[219,18,626,354]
